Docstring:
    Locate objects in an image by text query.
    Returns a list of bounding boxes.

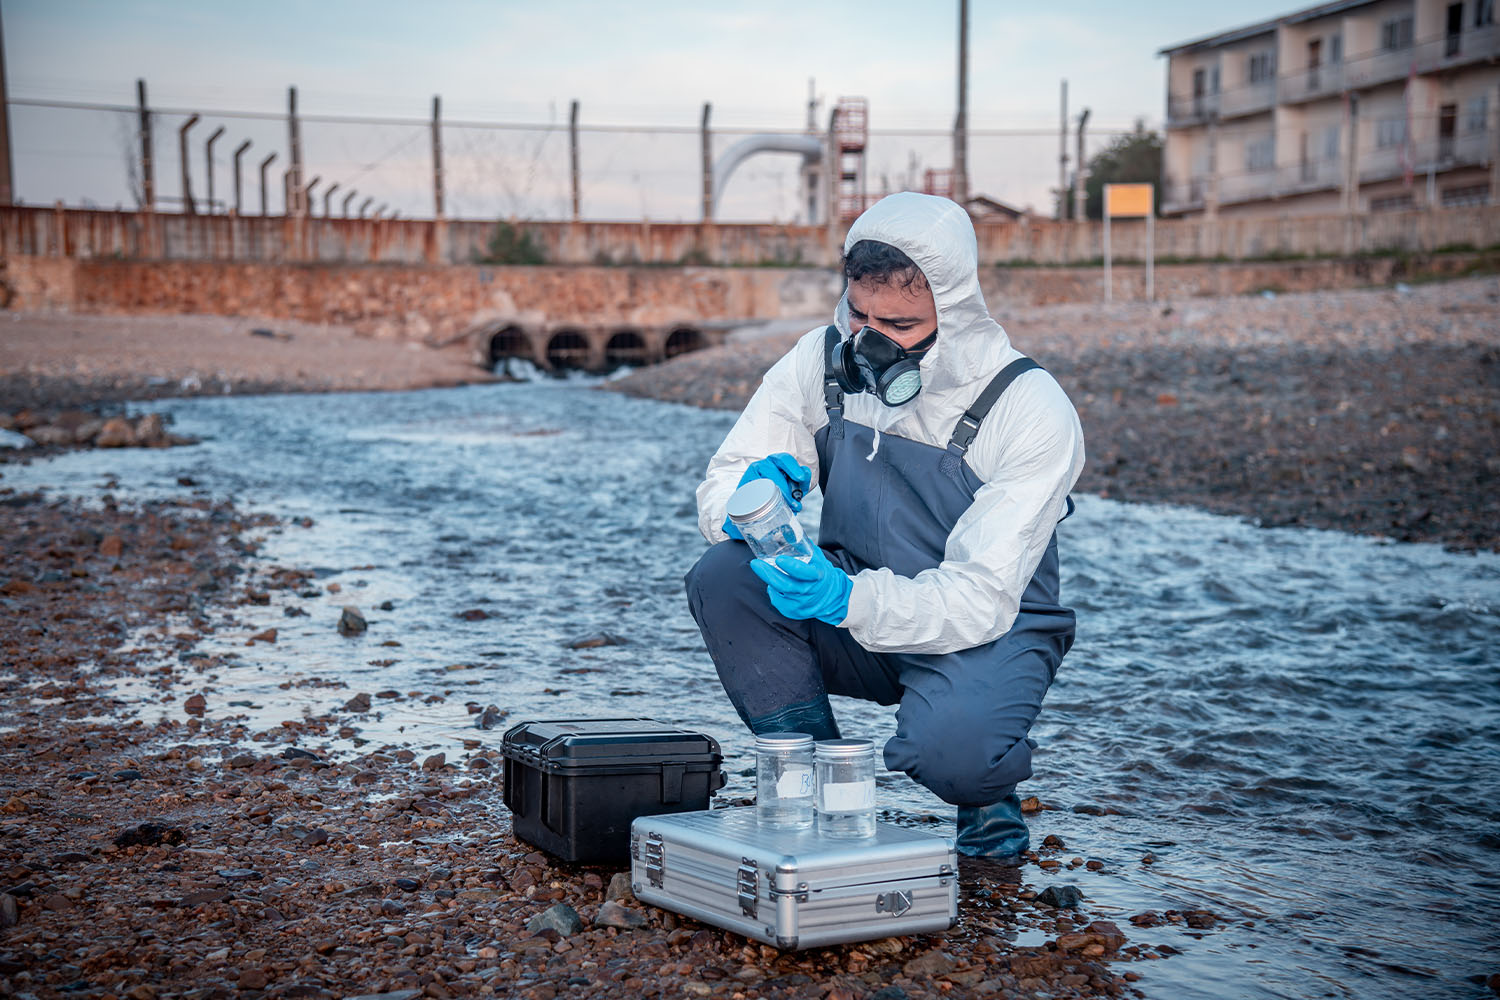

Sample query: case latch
[875,889,913,916]
[644,831,665,888]
[736,858,759,917]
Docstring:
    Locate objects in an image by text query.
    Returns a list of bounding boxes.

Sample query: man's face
[846,276,938,350]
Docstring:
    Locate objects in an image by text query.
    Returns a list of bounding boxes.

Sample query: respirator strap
[939,357,1044,480]
[822,325,846,439]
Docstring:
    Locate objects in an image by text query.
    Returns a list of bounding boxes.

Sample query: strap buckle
[824,376,845,411]
[949,413,982,451]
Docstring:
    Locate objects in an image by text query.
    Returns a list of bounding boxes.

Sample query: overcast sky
[4,0,1299,220]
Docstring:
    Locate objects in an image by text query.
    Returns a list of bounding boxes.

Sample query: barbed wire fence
[6,89,1145,225]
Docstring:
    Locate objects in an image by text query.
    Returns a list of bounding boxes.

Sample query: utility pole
[287,86,303,216]
[178,114,200,214]
[701,103,713,222]
[953,0,969,206]
[232,140,250,215]
[0,4,12,206]
[1073,108,1089,222]
[569,99,581,221]
[1058,80,1068,221]
[257,152,276,216]
[137,80,154,211]
[204,126,224,214]
[431,95,445,220]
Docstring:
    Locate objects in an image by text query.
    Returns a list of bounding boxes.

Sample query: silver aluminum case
[630,806,958,950]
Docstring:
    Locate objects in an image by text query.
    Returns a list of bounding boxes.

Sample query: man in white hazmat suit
[685,192,1084,859]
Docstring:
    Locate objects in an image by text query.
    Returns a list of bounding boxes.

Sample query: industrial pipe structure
[232,140,251,216]
[178,114,200,214]
[711,134,824,217]
[257,152,276,216]
[204,126,225,213]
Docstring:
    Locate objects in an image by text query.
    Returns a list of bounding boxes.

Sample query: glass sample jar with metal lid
[725,478,817,563]
[814,738,877,839]
[754,732,815,829]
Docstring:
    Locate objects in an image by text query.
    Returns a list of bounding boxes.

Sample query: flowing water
[4,379,1498,999]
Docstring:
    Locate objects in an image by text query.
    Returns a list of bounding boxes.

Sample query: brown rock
[0,892,17,927]
[345,692,372,712]
[338,606,367,636]
[901,950,957,977]
[183,693,207,715]
[95,417,136,448]
[135,413,168,445]
[422,753,446,771]
[28,425,74,446]
[595,900,648,930]
[1019,796,1044,813]
[237,969,269,990]
[248,627,278,644]
[99,534,124,558]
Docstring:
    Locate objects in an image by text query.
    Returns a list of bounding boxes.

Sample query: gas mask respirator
[831,325,937,407]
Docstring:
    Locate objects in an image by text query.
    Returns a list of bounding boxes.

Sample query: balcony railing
[1167,93,1221,128]
[1281,62,1345,104]
[1279,156,1344,194]
[1219,80,1277,119]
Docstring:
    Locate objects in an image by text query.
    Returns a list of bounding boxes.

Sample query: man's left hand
[749,548,852,626]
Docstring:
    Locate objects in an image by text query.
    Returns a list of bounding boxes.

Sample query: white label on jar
[776,765,814,799]
[819,779,875,812]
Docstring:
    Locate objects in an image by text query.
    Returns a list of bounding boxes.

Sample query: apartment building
[1160,0,1499,216]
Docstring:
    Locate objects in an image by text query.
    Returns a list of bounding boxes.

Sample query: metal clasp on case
[875,889,913,916]
[644,832,665,888]
[736,858,759,917]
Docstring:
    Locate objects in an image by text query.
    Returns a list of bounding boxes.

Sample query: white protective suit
[696,192,1085,655]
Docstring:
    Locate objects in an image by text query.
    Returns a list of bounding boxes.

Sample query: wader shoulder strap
[939,357,1044,480]
[822,325,845,439]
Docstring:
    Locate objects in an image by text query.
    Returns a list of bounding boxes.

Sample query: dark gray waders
[685,328,1075,857]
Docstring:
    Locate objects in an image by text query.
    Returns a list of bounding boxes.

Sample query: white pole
[1103,209,1112,304]
[1146,210,1155,302]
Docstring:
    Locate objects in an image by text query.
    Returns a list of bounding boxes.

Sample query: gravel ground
[0,491,1169,1000]
[607,277,1500,553]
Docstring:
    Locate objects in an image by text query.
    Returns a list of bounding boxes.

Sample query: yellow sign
[1105,183,1154,218]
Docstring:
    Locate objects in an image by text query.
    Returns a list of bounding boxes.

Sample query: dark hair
[842,240,929,292]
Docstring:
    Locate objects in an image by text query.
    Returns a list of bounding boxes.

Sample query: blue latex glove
[722,453,813,540]
[749,548,853,626]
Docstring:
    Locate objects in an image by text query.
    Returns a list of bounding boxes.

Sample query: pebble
[0,892,17,927]
[345,691,373,712]
[606,871,635,902]
[901,950,957,976]
[339,606,368,636]
[217,868,263,882]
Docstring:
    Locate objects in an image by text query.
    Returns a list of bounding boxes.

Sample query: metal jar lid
[725,477,782,523]
[754,732,815,752]
[814,738,876,759]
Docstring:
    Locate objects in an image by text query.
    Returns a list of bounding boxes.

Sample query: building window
[1211,66,1221,93]
[1466,95,1490,133]
[1248,51,1276,84]
[1478,0,1495,26]
[1370,193,1415,212]
[1376,118,1409,148]
[1323,126,1341,161]
[1329,34,1343,63]
[1442,183,1491,206]
[1246,135,1276,170]
[1381,16,1414,50]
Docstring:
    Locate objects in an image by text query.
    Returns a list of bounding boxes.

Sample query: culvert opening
[487,325,530,367]
[605,330,648,368]
[545,329,590,371]
[665,327,705,359]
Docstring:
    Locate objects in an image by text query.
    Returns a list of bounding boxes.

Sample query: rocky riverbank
[0,488,1196,1000]
[607,277,1500,554]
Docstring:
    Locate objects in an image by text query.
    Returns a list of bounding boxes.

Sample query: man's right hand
[739,453,812,512]
[722,453,812,541]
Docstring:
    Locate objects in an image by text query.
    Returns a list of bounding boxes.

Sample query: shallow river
[5,380,1499,1000]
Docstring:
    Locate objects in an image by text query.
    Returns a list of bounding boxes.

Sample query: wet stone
[901,951,957,977]
[0,892,17,927]
[280,747,319,761]
[217,868,263,882]
[1036,884,1084,909]
[344,692,372,713]
[338,606,367,636]
[112,768,142,782]
[113,823,186,848]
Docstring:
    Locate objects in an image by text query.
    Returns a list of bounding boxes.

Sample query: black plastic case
[500,718,726,863]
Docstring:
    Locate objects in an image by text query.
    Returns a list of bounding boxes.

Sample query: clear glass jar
[754,732,815,829]
[726,478,816,563]
[814,738,877,839]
